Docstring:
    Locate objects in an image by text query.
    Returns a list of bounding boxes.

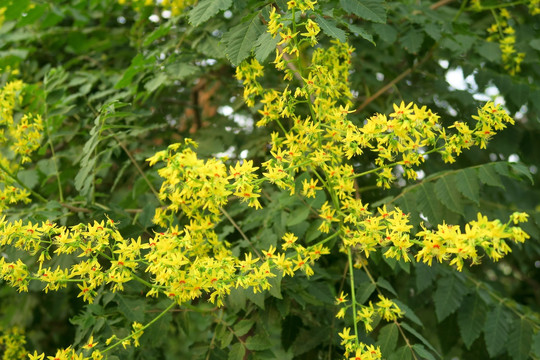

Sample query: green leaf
[394,299,423,327]
[373,23,397,43]
[286,206,310,227]
[530,38,540,51]
[376,323,398,356]
[245,333,272,350]
[74,156,96,197]
[509,162,534,184]
[396,189,420,228]
[228,343,245,360]
[435,175,464,215]
[144,72,168,92]
[255,31,280,63]
[222,14,264,66]
[417,182,444,225]
[507,316,533,360]
[114,295,145,323]
[115,53,153,88]
[347,23,375,45]
[484,304,510,357]
[233,319,255,337]
[400,28,424,54]
[424,23,442,41]
[400,322,440,357]
[376,277,397,296]
[412,344,437,360]
[188,0,232,27]
[455,168,480,205]
[433,274,468,321]
[478,164,504,188]
[218,325,234,348]
[268,271,283,299]
[291,327,329,356]
[415,263,436,293]
[457,293,486,348]
[356,282,376,304]
[388,345,412,360]
[17,169,39,189]
[476,41,501,62]
[314,14,347,43]
[143,23,172,47]
[533,331,540,357]
[339,0,386,23]
[247,289,265,309]
[166,62,199,80]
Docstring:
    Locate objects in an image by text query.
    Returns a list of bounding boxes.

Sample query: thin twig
[430,0,455,10]
[219,206,262,258]
[355,47,435,113]
[111,133,164,204]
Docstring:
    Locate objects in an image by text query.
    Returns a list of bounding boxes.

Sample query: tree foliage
[0,0,539,359]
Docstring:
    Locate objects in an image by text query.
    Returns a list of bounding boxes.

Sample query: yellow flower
[83,335,98,350]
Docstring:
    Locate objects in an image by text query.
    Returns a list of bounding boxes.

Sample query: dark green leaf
[115,295,145,323]
[507,316,533,360]
[356,282,376,304]
[509,162,534,184]
[233,319,255,337]
[339,0,386,23]
[455,168,479,205]
[476,41,501,62]
[417,182,444,225]
[189,0,233,27]
[373,23,397,43]
[377,277,397,296]
[314,14,347,43]
[484,304,510,357]
[347,23,375,45]
[435,174,464,215]
[17,169,39,189]
[457,293,486,349]
[388,345,413,360]
[400,29,424,54]
[228,343,245,360]
[400,322,441,357]
[286,206,310,227]
[424,23,441,41]
[412,344,437,360]
[222,14,265,66]
[377,323,399,356]
[433,274,468,321]
[415,263,436,293]
[478,164,504,188]
[245,333,272,350]
[268,271,283,299]
[247,289,265,309]
[394,299,423,326]
[530,38,540,51]
[255,31,280,63]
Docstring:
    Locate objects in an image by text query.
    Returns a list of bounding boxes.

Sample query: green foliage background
[0,0,539,359]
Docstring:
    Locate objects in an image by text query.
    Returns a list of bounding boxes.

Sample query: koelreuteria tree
[0,0,539,359]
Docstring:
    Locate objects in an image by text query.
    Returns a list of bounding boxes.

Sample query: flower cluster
[234,2,530,358]
[416,212,530,271]
[147,139,263,227]
[0,326,27,360]
[0,80,44,211]
[486,8,526,75]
